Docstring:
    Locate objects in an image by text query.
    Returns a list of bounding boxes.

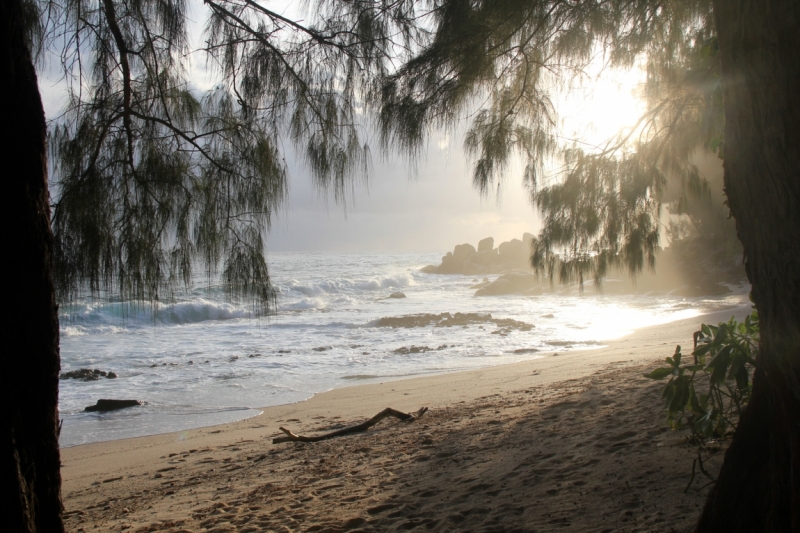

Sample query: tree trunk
[698,1,800,531]
[0,0,65,531]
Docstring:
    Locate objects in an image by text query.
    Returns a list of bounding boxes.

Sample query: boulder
[388,291,406,298]
[475,272,540,296]
[452,243,477,262]
[463,262,488,275]
[436,251,461,274]
[466,249,498,267]
[498,239,524,261]
[475,278,513,296]
[84,399,142,412]
[420,234,539,275]
[60,368,117,381]
[522,232,535,250]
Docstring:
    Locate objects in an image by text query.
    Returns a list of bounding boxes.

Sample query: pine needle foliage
[46,0,425,313]
[45,0,728,309]
[380,0,722,287]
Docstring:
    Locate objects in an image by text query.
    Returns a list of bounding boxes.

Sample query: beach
[61,304,749,532]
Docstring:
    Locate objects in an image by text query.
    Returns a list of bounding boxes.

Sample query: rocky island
[423,233,746,297]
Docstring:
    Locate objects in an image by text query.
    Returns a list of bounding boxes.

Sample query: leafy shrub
[645,310,758,442]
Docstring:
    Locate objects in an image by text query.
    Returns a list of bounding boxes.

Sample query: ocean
[58,251,740,447]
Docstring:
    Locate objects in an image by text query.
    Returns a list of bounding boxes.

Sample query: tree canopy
[380,0,726,286]
[6,0,800,531]
[41,0,733,307]
[44,0,427,312]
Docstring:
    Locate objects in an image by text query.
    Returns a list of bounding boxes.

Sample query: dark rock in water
[375,312,534,331]
[436,243,478,274]
[388,291,406,298]
[474,272,540,296]
[470,277,491,289]
[393,345,434,355]
[513,348,540,354]
[84,399,142,412]
[522,232,535,248]
[478,237,494,253]
[60,368,116,381]
[453,243,477,261]
[466,250,498,267]
[498,239,524,263]
[421,234,536,275]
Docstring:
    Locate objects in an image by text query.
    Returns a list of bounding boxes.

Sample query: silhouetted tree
[3,0,419,529]
[3,0,798,530]
[382,1,799,530]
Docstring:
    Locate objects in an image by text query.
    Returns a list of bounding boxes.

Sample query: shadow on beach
[63,361,725,533]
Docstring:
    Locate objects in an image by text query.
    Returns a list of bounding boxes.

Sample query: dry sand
[61,305,750,533]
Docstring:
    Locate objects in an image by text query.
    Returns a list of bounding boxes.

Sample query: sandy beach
[61,304,750,533]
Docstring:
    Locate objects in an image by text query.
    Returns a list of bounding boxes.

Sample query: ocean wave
[60,324,129,336]
[59,299,250,327]
[281,273,414,297]
[279,298,327,311]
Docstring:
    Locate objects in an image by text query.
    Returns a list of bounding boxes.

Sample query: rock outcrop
[422,234,534,275]
[84,399,142,412]
[61,368,118,381]
[477,237,494,253]
[474,272,541,296]
[421,233,746,298]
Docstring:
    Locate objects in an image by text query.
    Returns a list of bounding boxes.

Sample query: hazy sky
[267,137,541,252]
[38,0,644,255]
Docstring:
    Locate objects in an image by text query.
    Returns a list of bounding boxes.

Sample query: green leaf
[645,367,674,380]
[693,343,712,358]
[689,386,706,415]
[727,354,746,381]
[707,345,733,384]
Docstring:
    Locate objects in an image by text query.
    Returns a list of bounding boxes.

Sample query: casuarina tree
[380,1,799,530]
[2,0,418,529]
[2,0,798,531]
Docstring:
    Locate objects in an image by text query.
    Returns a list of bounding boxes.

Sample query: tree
[380,0,799,529]
[1,0,64,530]
[3,0,798,530]
[3,0,420,529]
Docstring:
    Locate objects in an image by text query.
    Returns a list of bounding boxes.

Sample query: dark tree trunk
[698,1,800,531]
[0,0,65,531]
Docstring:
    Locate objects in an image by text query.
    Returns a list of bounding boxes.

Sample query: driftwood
[273,407,428,444]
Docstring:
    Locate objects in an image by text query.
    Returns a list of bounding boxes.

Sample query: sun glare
[557,60,647,152]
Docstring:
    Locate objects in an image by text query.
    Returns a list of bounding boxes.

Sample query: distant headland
[422,234,748,298]
[421,235,536,276]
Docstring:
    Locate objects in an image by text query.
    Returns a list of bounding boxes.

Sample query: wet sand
[61,305,749,532]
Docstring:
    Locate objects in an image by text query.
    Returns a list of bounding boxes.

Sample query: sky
[38,0,645,255]
[267,136,541,252]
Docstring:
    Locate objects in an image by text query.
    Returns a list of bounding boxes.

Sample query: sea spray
[59,251,729,447]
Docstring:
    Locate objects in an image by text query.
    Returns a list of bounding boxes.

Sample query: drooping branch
[101,0,134,170]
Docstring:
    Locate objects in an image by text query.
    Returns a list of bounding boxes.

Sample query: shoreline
[59,292,747,449]
[61,302,750,532]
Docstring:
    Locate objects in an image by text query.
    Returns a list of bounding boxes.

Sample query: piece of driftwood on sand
[273,407,429,444]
